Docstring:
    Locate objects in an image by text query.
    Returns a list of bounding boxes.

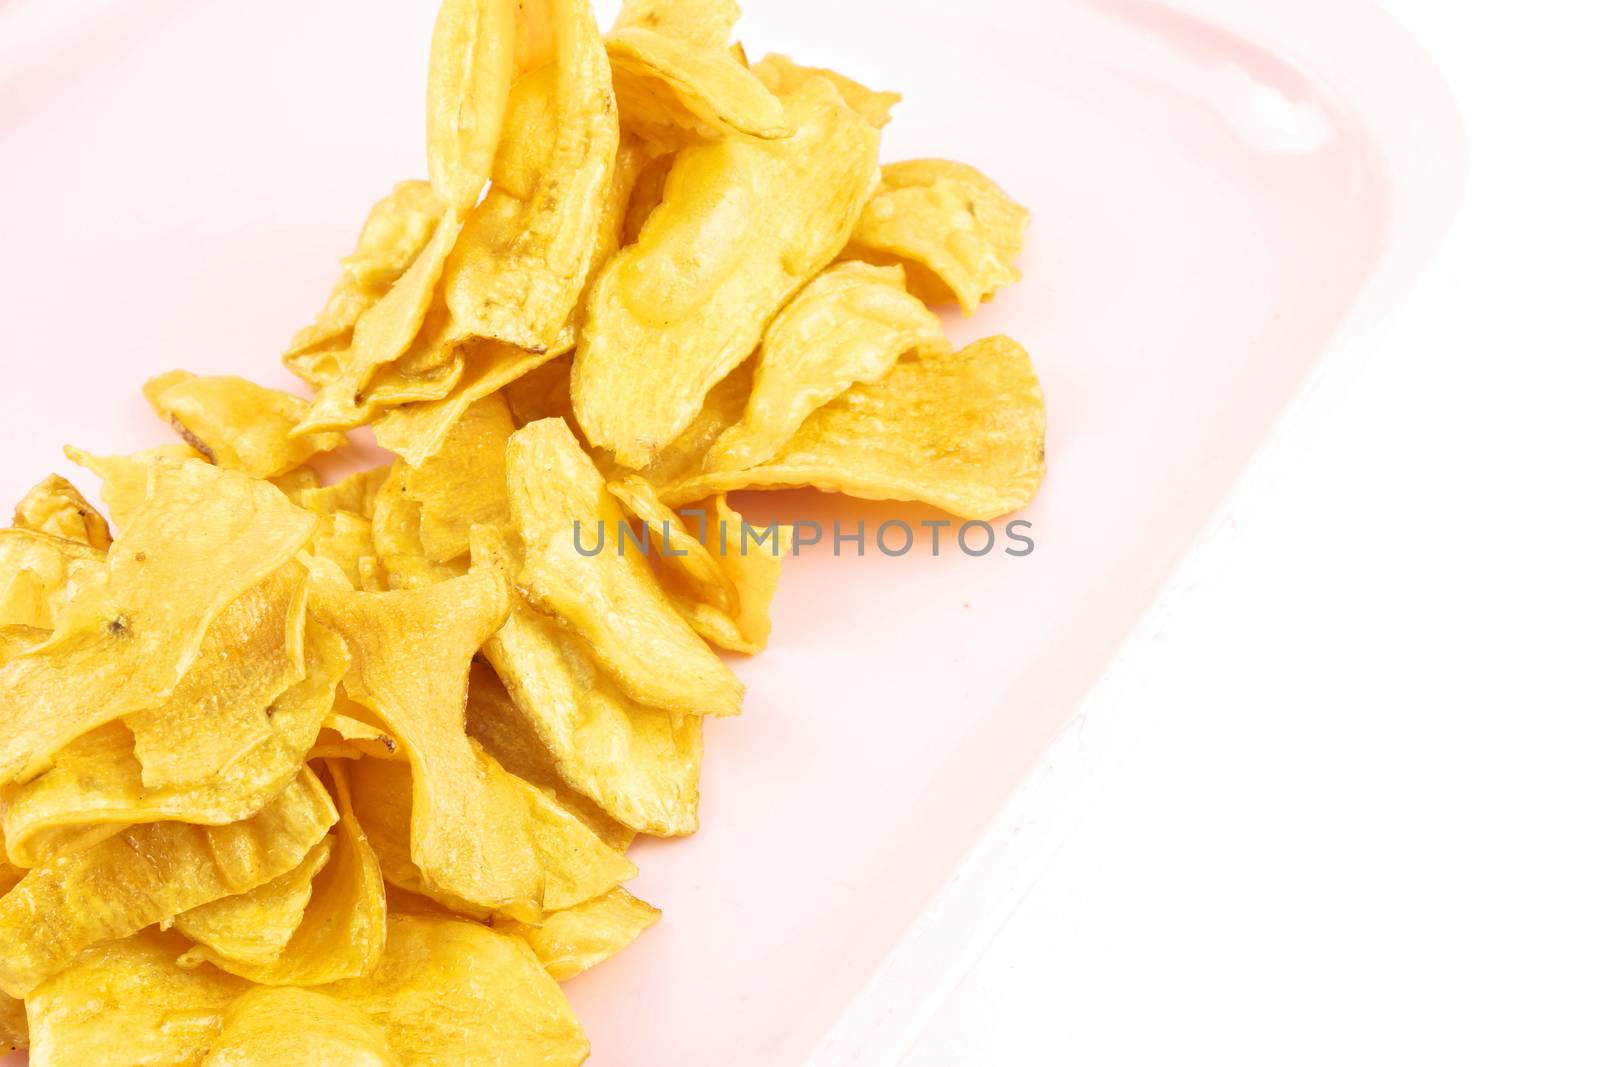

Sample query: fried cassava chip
[0,529,104,635]
[63,443,200,528]
[463,661,636,852]
[752,52,900,128]
[663,335,1047,520]
[201,986,400,1067]
[122,561,310,790]
[0,459,317,784]
[142,371,345,479]
[0,769,336,997]
[394,393,515,564]
[509,887,660,981]
[704,261,946,472]
[0,989,22,1053]
[171,837,334,970]
[606,26,790,148]
[11,475,111,550]
[24,930,249,1066]
[426,0,517,215]
[372,337,547,467]
[607,475,736,614]
[572,76,880,468]
[295,464,391,519]
[1,621,346,867]
[845,157,1030,314]
[308,510,379,588]
[285,182,449,389]
[179,761,388,987]
[306,559,553,917]
[663,493,787,654]
[508,418,743,717]
[441,0,618,353]
[319,914,587,1067]
[612,0,740,47]
[474,526,702,837]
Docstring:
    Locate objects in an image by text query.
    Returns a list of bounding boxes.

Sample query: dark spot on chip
[171,418,216,463]
[382,736,397,752]
[135,551,147,562]
[106,616,129,637]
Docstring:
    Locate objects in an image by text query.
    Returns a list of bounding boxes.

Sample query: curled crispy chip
[606,26,790,148]
[0,769,336,997]
[296,213,465,434]
[665,494,787,654]
[372,337,549,467]
[426,0,517,214]
[0,459,318,784]
[509,887,660,981]
[441,0,618,352]
[123,561,309,790]
[464,661,635,851]
[202,987,400,1067]
[607,475,735,613]
[64,442,200,528]
[663,336,1046,520]
[613,0,740,49]
[508,419,743,717]
[310,709,403,763]
[502,354,576,429]
[845,158,1030,314]
[621,148,673,246]
[285,182,449,388]
[2,621,346,867]
[180,760,388,986]
[11,475,111,549]
[572,77,881,468]
[306,558,552,917]
[25,930,248,1066]
[172,836,334,969]
[320,913,588,1067]
[705,261,945,472]
[752,53,900,128]
[142,371,345,479]
[476,526,702,837]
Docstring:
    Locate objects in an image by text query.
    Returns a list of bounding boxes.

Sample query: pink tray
[0,0,1464,1063]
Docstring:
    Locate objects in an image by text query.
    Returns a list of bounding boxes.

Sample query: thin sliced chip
[0,769,336,997]
[11,475,111,549]
[311,710,403,763]
[606,26,791,148]
[426,0,517,214]
[296,214,465,434]
[2,620,346,867]
[0,459,318,784]
[306,558,549,917]
[369,465,464,591]
[24,930,248,1067]
[442,0,618,352]
[508,887,660,981]
[64,443,200,528]
[607,475,735,613]
[123,561,309,790]
[572,77,880,468]
[845,157,1029,313]
[181,760,388,986]
[662,336,1046,520]
[394,393,515,563]
[171,836,334,969]
[507,419,743,717]
[268,465,321,497]
[752,53,900,128]
[372,337,552,467]
[142,371,345,479]
[465,661,636,852]
[295,464,391,519]
[705,261,945,472]
[201,986,400,1067]
[502,354,575,429]
[666,494,787,654]
[285,182,449,387]
[319,913,588,1067]
[612,0,740,49]
[475,527,702,837]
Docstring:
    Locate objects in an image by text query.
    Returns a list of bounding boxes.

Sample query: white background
[903,1,1600,1063]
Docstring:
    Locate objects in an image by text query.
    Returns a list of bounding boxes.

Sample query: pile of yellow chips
[0,0,1045,1061]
